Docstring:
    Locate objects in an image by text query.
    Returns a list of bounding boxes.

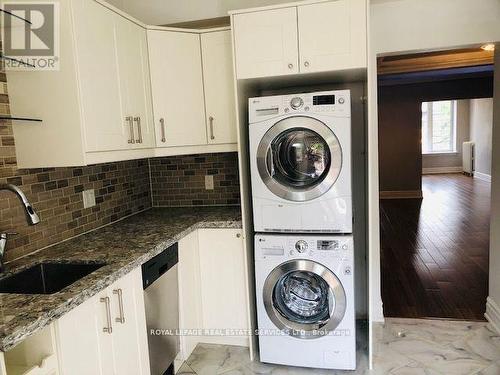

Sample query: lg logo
[1,2,60,70]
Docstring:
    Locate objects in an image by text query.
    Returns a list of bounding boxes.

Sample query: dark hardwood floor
[380,173,490,321]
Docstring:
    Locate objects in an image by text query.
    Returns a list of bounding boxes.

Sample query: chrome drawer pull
[100,297,113,334]
[209,116,215,140]
[126,116,135,144]
[113,288,125,324]
[160,118,166,143]
[134,116,143,144]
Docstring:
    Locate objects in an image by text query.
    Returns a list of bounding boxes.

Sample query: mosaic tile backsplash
[150,153,240,207]
[0,71,240,261]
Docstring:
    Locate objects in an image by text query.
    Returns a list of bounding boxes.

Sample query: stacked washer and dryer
[249,90,356,370]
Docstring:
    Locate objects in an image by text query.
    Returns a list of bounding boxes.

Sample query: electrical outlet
[205,175,214,190]
[83,189,96,208]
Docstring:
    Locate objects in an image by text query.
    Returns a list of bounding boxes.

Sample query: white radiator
[463,141,474,175]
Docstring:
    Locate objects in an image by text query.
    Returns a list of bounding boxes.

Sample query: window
[421,100,457,154]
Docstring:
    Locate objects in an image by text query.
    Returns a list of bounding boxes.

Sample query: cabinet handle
[134,116,142,144]
[288,63,294,69]
[113,288,125,324]
[100,297,113,334]
[126,116,135,144]
[160,118,166,143]
[304,61,310,68]
[209,116,215,140]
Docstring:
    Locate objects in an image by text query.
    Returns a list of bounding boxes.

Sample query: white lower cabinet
[1,325,59,375]
[178,228,249,359]
[2,228,248,374]
[55,268,150,375]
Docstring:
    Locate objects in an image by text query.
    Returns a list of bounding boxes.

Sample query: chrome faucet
[0,184,40,270]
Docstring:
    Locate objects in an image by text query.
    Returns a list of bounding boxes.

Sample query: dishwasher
[142,243,179,375]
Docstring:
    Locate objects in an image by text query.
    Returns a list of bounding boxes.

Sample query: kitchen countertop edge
[0,209,242,352]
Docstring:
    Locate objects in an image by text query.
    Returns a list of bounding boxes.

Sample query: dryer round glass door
[263,259,346,339]
[257,116,342,202]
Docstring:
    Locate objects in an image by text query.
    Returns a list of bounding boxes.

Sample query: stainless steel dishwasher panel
[143,244,179,375]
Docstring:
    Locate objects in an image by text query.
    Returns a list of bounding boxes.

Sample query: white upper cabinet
[148,30,207,148]
[115,16,155,149]
[298,0,367,73]
[201,31,237,145]
[233,7,299,79]
[231,0,367,79]
[72,0,127,153]
[6,0,155,168]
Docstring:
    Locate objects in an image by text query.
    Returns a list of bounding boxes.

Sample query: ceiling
[106,0,293,25]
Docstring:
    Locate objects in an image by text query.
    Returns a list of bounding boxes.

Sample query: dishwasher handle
[142,243,178,290]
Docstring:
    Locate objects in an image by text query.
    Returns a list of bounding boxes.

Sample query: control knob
[295,240,308,253]
[290,97,304,110]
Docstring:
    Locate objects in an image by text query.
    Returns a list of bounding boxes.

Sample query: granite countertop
[0,206,242,351]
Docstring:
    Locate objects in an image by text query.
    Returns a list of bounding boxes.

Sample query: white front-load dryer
[249,90,352,233]
[255,233,356,370]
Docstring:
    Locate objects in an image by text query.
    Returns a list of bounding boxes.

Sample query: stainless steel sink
[0,262,106,294]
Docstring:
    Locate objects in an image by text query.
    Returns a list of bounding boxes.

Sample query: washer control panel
[249,90,351,123]
[256,234,353,260]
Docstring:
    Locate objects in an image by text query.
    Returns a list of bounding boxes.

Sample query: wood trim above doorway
[380,190,423,199]
[377,48,494,75]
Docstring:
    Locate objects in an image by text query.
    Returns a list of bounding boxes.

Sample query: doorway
[377,48,494,320]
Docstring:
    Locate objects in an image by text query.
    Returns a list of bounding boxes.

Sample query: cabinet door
[110,269,150,375]
[297,0,367,73]
[197,229,249,347]
[115,16,155,149]
[56,292,114,375]
[178,230,203,359]
[233,7,299,79]
[148,31,207,148]
[201,31,237,145]
[71,0,129,152]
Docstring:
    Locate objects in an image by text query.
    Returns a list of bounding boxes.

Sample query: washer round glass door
[263,259,346,339]
[257,116,342,202]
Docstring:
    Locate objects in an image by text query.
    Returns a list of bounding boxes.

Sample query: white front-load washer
[255,233,356,370]
[249,90,352,233]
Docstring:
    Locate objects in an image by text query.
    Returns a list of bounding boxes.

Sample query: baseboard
[474,172,492,183]
[485,297,500,334]
[380,190,423,199]
[422,166,463,174]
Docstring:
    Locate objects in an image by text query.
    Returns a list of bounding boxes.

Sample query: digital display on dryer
[317,240,339,250]
[313,95,335,105]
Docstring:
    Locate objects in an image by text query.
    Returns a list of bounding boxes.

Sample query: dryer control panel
[249,89,351,123]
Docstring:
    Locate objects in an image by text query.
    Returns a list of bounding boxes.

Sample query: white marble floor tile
[373,318,500,375]
[178,319,499,375]
[477,360,500,375]
[178,362,197,374]
[186,343,252,375]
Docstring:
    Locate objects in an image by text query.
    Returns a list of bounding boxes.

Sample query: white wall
[487,46,500,332]
[368,0,500,323]
[470,98,494,177]
[105,0,293,25]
